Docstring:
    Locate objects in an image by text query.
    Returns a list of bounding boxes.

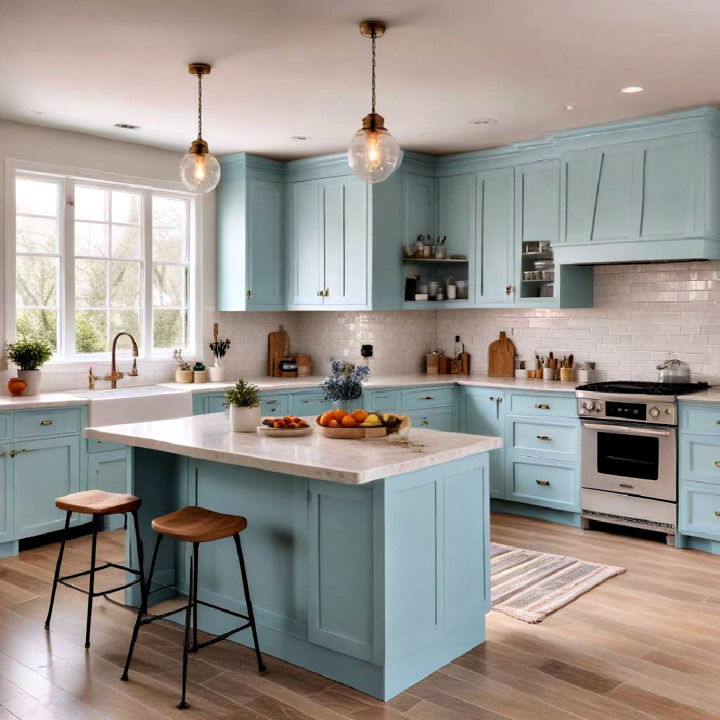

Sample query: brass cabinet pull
[301,399,310,403]
[246,289,252,298]
[324,288,330,297]
[317,289,324,297]
[420,419,429,426]
[8,450,15,458]
[536,435,551,441]
[715,511,720,517]
[420,396,434,401]
[535,404,550,410]
[40,419,53,426]
[536,479,550,486]
[715,461,720,468]
[265,400,279,405]
[505,285,513,295]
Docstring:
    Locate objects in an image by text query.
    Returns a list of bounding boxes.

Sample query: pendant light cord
[371,29,376,115]
[197,71,203,140]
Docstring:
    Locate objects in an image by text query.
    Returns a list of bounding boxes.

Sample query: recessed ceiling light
[468,118,498,125]
[114,122,140,130]
[621,86,644,94]
[564,104,576,111]
[291,135,312,140]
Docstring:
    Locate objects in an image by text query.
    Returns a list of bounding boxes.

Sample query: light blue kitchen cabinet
[404,173,436,242]
[405,408,454,432]
[13,435,80,539]
[217,154,285,311]
[364,389,401,412]
[463,387,505,498]
[0,445,13,543]
[515,159,560,246]
[679,481,720,543]
[287,175,369,308]
[88,449,128,530]
[505,456,580,513]
[476,167,515,305]
[288,179,324,306]
[290,391,333,418]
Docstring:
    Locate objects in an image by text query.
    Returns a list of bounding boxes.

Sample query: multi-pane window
[11,172,195,360]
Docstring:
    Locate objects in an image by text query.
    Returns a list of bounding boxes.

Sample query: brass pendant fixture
[180,63,221,193]
[348,20,403,184]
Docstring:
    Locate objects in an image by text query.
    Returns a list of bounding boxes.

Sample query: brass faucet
[104,332,139,389]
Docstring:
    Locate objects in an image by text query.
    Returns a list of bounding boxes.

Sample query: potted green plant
[193,361,207,383]
[225,379,261,432]
[173,349,194,383]
[6,339,53,395]
[208,322,230,382]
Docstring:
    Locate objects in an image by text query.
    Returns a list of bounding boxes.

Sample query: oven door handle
[581,422,672,438]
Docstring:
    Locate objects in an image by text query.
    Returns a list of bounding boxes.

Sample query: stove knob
[578,408,587,415]
[649,407,660,418]
[583,401,595,411]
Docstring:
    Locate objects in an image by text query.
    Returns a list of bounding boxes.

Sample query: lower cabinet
[463,388,505,498]
[88,450,127,495]
[505,456,580,512]
[0,446,13,543]
[679,480,720,541]
[406,408,454,432]
[364,389,400,413]
[13,435,80,539]
[290,391,334,418]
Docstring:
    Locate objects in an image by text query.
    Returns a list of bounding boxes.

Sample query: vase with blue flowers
[320,360,370,412]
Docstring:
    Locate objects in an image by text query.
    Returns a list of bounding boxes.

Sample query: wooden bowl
[315,415,387,439]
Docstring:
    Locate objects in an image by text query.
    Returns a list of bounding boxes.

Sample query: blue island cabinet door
[246,179,283,308]
[464,388,505,498]
[323,177,368,307]
[0,445,13,543]
[13,436,80,539]
[307,480,376,662]
[288,180,324,306]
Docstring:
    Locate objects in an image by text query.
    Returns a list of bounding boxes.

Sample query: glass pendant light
[348,20,403,184]
[180,63,221,193]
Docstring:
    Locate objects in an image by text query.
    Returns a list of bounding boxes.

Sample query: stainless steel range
[576,380,709,544]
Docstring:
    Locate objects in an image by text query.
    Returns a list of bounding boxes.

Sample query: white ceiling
[3,0,720,160]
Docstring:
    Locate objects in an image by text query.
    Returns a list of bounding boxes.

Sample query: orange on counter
[352,409,369,423]
[319,411,335,426]
[332,408,348,422]
[341,414,357,428]
[328,419,341,428]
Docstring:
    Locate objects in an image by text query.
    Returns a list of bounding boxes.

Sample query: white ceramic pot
[229,404,260,432]
[193,370,208,383]
[17,369,42,396]
[175,369,194,384]
[208,365,226,382]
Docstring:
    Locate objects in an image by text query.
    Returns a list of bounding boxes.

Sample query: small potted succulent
[320,360,370,412]
[173,349,194,383]
[193,361,207,384]
[6,339,53,395]
[225,378,261,432]
[209,324,231,382]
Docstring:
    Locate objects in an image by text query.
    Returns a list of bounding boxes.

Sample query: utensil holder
[560,367,575,382]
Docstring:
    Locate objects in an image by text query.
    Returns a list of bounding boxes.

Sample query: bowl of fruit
[316,409,409,439]
[258,416,312,437]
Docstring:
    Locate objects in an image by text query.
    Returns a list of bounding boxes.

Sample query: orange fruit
[341,414,357,428]
[352,409,369,423]
[332,409,349,421]
[319,411,334,427]
[328,419,341,428]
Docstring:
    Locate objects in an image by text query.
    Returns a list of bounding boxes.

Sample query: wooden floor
[0,513,719,719]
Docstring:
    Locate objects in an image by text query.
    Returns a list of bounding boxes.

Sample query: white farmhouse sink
[74,385,193,427]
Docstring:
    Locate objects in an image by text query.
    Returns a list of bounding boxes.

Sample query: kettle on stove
[657,354,691,383]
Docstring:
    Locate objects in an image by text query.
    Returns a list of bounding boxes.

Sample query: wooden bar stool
[44,489,145,649]
[121,505,265,709]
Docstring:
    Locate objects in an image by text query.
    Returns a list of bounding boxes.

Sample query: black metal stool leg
[130,509,146,611]
[44,511,72,630]
[233,533,266,673]
[191,542,199,652]
[84,514,99,649]
[121,533,162,681]
[178,553,194,709]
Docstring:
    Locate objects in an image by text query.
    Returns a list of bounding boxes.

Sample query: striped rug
[491,542,625,623]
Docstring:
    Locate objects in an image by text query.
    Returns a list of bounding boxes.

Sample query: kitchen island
[85,413,501,700]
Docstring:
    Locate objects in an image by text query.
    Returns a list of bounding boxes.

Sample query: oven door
[581,420,677,501]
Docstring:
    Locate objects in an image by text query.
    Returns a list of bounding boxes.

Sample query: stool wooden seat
[45,490,146,650]
[122,504,264,709]
[56,489,141,516]
[151,506,247,543]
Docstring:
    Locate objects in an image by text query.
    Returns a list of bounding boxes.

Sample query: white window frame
[4,158,203,368]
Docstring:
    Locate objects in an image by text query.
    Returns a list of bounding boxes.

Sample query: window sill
[40,355,202,374]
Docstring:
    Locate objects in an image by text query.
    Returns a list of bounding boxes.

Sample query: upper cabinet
[217,154,284,311]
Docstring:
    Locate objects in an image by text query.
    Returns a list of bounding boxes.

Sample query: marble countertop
[85,413,503,484]
[158,373,581,394]
[0,393,89,410]
[678,389,720,404]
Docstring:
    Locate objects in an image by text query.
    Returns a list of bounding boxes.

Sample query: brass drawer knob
[536,479,550,486]
[535,404,550,410]
[40,419,53,426]
[716,461,720,468]
[536,435,551,441]
[715,511,720,517]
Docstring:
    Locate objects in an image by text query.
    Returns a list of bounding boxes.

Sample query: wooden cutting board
[267,325,290,377]
[488,331,516,377]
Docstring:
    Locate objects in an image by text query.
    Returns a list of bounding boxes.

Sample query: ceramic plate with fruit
[257,416,313,437]
[316,409,410,439]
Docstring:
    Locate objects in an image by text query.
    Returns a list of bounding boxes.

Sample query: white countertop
[85,413,503,484]
[0,393,89,410]
[678,389,720,404]
[158,373,580,394]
